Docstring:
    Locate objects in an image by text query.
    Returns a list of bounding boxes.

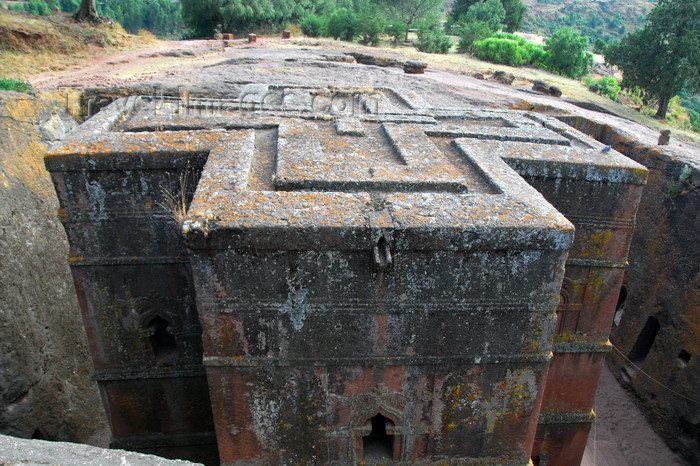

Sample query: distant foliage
[300,14,324,37]
[414,19,452,53]
[7,0,60,16]
[98,0,187,37]
[356,2,386,46]
[326,8,359,41]
[471,33,549,67]
[546,27,592,78]
[449,0,526,32]
[459,0,506,32]
[385,21,407,45]
[521,0,651,46]
[605,0,700,119]
[473,37,528,66]
[587,76,621,100]
[456,20,492,52]
[181,0,309,37]
[593,38,607,54]
[7,0,186,37]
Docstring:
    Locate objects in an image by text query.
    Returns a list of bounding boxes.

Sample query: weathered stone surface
[44,96,218,464]
[491,71,514,85]
[403,60,427,74]
[0,91,108,444]
[532,80,562,98]
[0,434,199,465]
[347,52,403,67]
[560,115,700,464]
[45,87,646,465]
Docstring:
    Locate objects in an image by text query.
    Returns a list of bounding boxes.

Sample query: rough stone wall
[44,97,218,465]
[0,91,108,443]
[0,433,199,465]
[559,115,700,464]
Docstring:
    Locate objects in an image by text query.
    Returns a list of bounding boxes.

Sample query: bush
[326,8,358,42]
[546,27,593,78]
[300,14,324,37]
[587,76,620,100]
[0,77,33,93]
[460,0,505,32]
[473,37,528,66]
[524,41,549,67]
[357,4,385,46]
[593,38,607,54]
[386,22,407,45]
[457,20,492,52]
[415,20,452,54]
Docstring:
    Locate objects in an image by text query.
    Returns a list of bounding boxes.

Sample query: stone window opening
[613,286,627,326]
[363,413,395,463]
[622,316,660,383]
[628,316,660,363]
[678,349,691,366]
[146,315,178,361]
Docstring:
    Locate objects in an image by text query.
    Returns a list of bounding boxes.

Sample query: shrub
[492,31,524,45]
[415,20,452,54]
[357,5,385,46]
[326,8,358,42]
[524,41,549,67]
[460,0,505,32]
[593,38,607,54]
[300,14,324,38]
[0,77,33,93]
[546,27,593,78]
[473,37,528,66]
[386,22,407,46]
[457,20,492,52]
[587,76,620,100]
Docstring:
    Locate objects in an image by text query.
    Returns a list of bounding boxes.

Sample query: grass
[0,76,33,92]
[0,9,158,79]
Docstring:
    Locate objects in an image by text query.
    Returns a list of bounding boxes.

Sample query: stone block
[403,60,427,74]
[44,88,647,465]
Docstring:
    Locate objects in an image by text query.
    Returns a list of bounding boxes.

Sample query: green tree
[460,0,505,32]
[382,0,443,41]
[326,8,359,41]
[300,13,324,37]
[181,0,307,37]
[501,0,525,33]
[414,18,452,53]
[457,20,492,52]
[605,0,700,119]
[546,27,593,78]
[449,0,525,32]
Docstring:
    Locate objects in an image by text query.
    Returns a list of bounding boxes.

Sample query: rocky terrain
[1,31,697,465]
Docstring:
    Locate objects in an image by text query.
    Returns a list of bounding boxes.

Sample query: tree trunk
[74,0,99,23]
[655,95,671,119]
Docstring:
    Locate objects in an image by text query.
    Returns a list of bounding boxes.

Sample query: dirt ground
[28,36,696,465]
[582,365,687,466]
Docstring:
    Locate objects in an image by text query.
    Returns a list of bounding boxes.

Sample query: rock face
[45,87,646,465]
[0,91,108,443]
[43,97,219,465]
[560,115,700,464]
[0,434,198,465]
[403,60,427,74]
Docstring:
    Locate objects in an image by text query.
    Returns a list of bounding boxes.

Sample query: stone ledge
[0,434,199,466]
